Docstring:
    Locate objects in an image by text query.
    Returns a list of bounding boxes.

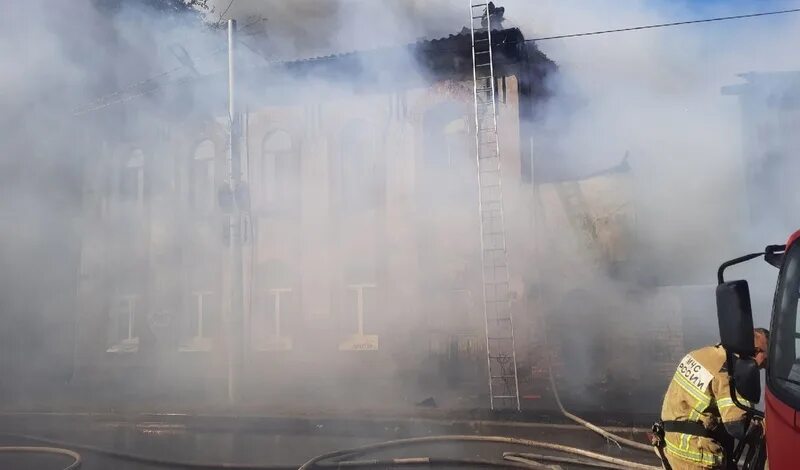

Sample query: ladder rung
[474,51,490,55]
[489,316,512,321]
[484,264,508,270]
[491,375,517,379]
[483,248,505,256]
[491,395,518,399]
[476,63,491,67]
[471,3,488,7]
[485,264,509,271]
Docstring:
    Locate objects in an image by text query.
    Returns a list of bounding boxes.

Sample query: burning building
[65,17,688,415]
[70,25,564,411]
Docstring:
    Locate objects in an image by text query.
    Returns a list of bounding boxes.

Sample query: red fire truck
[716,229,800,469]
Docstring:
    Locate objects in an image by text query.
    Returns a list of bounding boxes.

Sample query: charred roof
[264,27,554,87]
[104,26,555,118]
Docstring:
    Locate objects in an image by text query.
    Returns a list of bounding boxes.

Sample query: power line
[217,0,235,23]
[73,46,228,116]
[528,7,800,42]
[75,6,800,115]
[73,18,264,116]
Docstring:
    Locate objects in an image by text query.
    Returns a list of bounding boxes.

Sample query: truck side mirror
[732,357,761,404]
[716,280,755,355]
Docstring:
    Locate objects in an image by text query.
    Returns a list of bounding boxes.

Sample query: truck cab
[716,229,800,469]
[764,229,800,466]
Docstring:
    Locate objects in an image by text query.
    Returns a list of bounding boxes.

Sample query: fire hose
[0,446,82,470]
[4,403,661,470]
[297,435,662,470]
[548,367,654,453]
[5,430,663,469]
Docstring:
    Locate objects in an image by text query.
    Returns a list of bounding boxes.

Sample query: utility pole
[225,18,245,406]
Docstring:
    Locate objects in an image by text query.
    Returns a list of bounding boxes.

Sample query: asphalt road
[0,413,661,469]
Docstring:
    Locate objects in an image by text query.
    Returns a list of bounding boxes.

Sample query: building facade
[73,27,683,413]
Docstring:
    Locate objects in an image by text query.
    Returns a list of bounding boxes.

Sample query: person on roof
[480,2,505,29]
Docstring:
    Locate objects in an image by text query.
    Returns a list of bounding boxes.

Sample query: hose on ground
[0,446,82,470]
[5,433,542,469]
[504,451,637,470]
[331,456,550,468]
[548,367,654,453]
[504,455,619,470]
[6,429,660,469]
[3,433,294,470]
[297,434,662,470]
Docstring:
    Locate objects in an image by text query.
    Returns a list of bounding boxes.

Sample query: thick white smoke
[2,0,799,415]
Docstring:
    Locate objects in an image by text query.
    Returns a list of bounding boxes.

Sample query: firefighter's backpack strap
[662,420,715,438]
[650,420,672,470]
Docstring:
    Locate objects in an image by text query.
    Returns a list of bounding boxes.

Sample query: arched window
[120,149,144,206]
[190,140,215,213]
[420,103,473,204]
[443,118,469,169]
[340,121,378,211]
[423,103,470,170]
[260,130,298,212]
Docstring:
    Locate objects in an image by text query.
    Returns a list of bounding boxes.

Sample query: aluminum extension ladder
[469,1,520,411]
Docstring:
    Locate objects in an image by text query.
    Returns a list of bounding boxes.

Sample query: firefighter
[653,328,769,470]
